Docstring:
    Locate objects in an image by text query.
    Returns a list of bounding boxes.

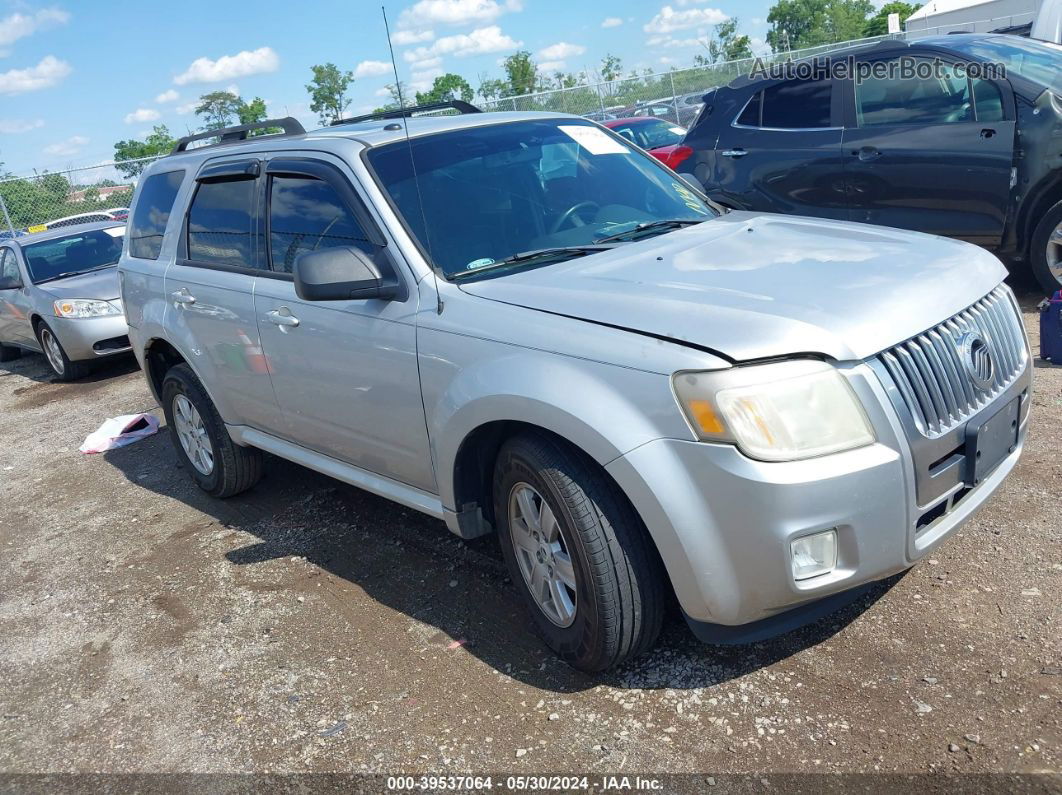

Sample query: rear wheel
[35,322,91,381]
[161,363,263,498]
[493,432,664,672]
[1030,200,1062,294]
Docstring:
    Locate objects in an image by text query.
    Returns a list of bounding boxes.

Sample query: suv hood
[458,212,1007,362]
[37,266,120,302]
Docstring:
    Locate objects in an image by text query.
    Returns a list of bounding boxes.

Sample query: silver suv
[119,108,1032,671]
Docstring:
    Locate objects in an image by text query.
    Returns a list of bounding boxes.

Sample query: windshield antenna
[382,5,442,313]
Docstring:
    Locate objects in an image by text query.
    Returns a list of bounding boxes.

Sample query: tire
[1030,199,1062,295]
[493,432,665,672]
[35,321,91,381]
[0,343,21,362]
[161,363,263,498]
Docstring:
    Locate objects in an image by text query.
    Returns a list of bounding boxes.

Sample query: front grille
[877,286,1027,437]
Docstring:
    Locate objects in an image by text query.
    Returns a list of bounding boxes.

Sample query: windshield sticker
[672,182,711,216]
[668,126,686,135]
[557,125,630,155]
[103,227,125,237]
[465,257,496,270]
[27,224,47,233]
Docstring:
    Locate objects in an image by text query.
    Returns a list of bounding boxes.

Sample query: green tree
[767,0,873,51]
[477,76,508,103]
[863,1,918,36]
[502,51,538,96]
[706,18,754,63]
[113,125,176,178]
[236,96,280,135]
[371,82,412,114]
[195,91,243,130]
[600,53,622,83]
[306,62,354,125]
[414,73,474,105]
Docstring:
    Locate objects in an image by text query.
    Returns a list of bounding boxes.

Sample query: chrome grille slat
[876,286,1027,438]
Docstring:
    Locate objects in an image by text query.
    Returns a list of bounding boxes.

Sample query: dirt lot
[0,288,1058,780]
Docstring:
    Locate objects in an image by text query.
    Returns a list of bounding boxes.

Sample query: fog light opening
[790,529,838,581]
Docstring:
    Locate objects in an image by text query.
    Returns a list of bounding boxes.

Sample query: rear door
[163,158,283,433]
[711,75,848,219]
[841,55,1017,244]
[251,154,435,493]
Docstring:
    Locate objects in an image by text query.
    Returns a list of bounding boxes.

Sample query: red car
[602,117,689,170]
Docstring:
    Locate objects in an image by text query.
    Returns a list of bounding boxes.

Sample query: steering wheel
[550,201,600,234]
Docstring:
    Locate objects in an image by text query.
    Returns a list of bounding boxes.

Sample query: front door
[252,155,435,493]
[0,247,34,347]
[163,158,282,433]
[712,75,848,219]
[841,55,1017,244]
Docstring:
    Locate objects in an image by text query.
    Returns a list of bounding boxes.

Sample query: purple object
[1041,290,1062,363]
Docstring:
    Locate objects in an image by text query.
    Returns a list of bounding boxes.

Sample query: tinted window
[187,178,256,268]
[0,249,19,284]
[130,170,183,259]
[736,91,762,126]
[946,37,1061,92]
[22,228,125,283]
[761,78,832,128]
[973,78,1005,122]
[856,59,972,126]
[268,176,372,273]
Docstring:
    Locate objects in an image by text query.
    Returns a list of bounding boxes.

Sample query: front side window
[22,227,125,283]
[268,176,372,273]
[761,78,833,128]
[0,248,19,285]
[366,119,717,278]
[187,178,256,268]
[856,58,983,126]
[130,170,183,259]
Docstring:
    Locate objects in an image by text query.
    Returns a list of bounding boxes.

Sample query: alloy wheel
[172,394,214,475]
[1048,220,1062,289]
[40,328,65,376]
[508,483,578,628]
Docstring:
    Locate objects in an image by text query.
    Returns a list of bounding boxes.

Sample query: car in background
[672,34,1062,293]
[103,207,130,221]
[0,221,130,380]
[602,117,689,168]
[33,209,128,232]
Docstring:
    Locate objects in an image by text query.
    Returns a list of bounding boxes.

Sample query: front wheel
[36,322,90,381]
[493,433,665,672]
[1030,200,1062,294]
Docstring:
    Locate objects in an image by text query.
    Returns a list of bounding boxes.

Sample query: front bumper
[605,358,1031,630]
[49,314,131,361]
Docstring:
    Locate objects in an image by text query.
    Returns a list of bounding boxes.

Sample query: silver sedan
[0,221,131,381]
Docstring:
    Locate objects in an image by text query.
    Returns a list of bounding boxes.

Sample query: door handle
[854,146,882,162]
[171,289,196,305]
[721,149,748,158]
[266,308,300,328]
[980,128,997,139]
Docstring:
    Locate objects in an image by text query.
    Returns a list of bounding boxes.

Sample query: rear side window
[736,91,762,126]
[130,170,183,259]
[267,176,372,273]
[761,78,832,128]
[187,179,256,268]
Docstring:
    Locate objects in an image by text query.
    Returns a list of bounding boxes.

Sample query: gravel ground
[0,288,1058,779]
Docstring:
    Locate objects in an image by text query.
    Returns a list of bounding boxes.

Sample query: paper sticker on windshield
[466,257,495,270]
[669,126,686,135]
[27,224,47,233]
[558,125,630,155]
[672,182,711,216]
[103,226,125,237]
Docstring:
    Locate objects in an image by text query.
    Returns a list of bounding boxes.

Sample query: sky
[0,0,851,176]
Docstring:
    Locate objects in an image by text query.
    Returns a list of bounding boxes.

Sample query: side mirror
[293,246,398,302]
[0,275,21,291]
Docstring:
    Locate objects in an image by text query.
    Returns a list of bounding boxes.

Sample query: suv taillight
[662,145,693,171]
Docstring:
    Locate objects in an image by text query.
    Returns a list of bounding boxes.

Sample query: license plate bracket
[964,397,1020,486]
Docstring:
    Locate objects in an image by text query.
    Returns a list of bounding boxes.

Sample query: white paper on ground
[79,413,160,454]
[557,125,630,155]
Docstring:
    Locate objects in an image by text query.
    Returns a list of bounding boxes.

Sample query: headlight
[673,360,875,462]
[53,299,122,319]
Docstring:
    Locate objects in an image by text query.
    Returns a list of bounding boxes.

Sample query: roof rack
[330,100,482,127]
[171,117,306,154]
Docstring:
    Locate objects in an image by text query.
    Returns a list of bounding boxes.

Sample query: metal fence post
[670,71,679,123]
[596,84,606,115]
[0,193,14,237]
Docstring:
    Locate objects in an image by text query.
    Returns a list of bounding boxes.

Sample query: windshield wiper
[451,246,613,280]
[594,218,706,244]
[34,264,116,284]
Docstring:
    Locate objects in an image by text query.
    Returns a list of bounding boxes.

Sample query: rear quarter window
[129,170,184,259]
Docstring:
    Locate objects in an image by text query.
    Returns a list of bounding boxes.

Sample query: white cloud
[0,118,44,133]
[0,7,70,47]
[601,17,623,28]
[408,55,443,71]
[224,83,240,96]
[391,29,435,45]
[644,5,727,34]
[647,35,704,48]
[155,89,179,103]
[176,101,197,115]
[538,42,585,61]
[404,25,520,62]
[43,135,88,157]
[124,108,161,124]
[410,67,443,91]
[0,55,70,94]
[354,60,392,78]
[538,60,566,72]
[173,46,279,85]
[397,0,520,30]
[375,86,395,97]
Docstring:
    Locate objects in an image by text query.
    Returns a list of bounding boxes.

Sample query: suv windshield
[947,37,1062,93]
[366,119,717,278]
[22,227,125,283]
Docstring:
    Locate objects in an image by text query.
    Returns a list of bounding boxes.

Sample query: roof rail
[171,117,306,154]
[330,100,482,126]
